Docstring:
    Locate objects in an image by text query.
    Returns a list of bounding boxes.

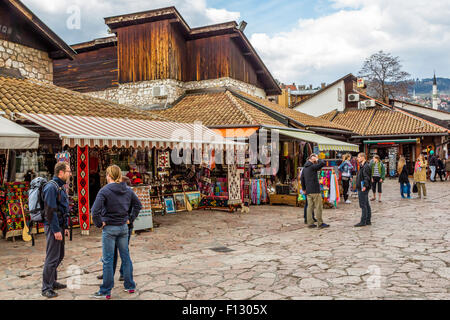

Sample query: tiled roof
[319,110,339,122]
[157,91,286,127]
[320,107,448,136]
[0,76,164,121]
[233,91,352,132]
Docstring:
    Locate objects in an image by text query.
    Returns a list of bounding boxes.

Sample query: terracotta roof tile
[157,91,285,127]
[321,107,447,136]
[233,91,352,131]
[0,76,165,121]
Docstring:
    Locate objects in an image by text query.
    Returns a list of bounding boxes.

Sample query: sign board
[357,78,365,88]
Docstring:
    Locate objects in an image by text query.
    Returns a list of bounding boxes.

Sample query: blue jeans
[358,190,371,224]
[113,227,132,277]
[100,225,135,295]
[430,166,436,181]
[400,182,411,198]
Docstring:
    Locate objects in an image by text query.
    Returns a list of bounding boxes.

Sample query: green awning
[276,129,359,152]
[363,139,419,144]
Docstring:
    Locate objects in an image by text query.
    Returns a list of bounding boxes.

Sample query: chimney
[321,83,326,89]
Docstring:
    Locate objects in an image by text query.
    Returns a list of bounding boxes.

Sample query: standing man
[42,162,71,298]
[355,153,372,227]
[429,150,437,182]
[301,153,329,229]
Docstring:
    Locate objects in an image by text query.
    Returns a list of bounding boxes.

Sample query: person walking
[338,153,354,204]
[97,176,141,281]
[370,155,385,202]
[413,154,428,199]
[436,155,445,182]
[41,162,71,298]
[300,153,329,229]
[397,156,411,199]
[445,155,450,181]
[91,165,142,299]
[355,152,372,227]
[428,150,437,182]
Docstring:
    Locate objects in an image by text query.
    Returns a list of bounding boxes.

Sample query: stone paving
[0,179,449,300]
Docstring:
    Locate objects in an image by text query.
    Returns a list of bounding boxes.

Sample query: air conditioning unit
[348,93,360,102]
[359,100,376,109]
[152,86,167,97]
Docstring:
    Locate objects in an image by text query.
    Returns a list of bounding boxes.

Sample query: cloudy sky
[22,0,450,86]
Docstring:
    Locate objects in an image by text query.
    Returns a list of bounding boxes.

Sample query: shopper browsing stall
[338,153,353,204]
[397,156,411,199]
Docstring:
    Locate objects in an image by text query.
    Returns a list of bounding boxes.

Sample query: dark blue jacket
[43,177,69,233]
[91,182,142,228]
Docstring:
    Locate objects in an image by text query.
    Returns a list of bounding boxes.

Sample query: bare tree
[358,51,412,103]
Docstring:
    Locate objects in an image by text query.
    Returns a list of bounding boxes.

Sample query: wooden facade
[53,46,118,92]
[0,1,49,52]
[53,8,274,93]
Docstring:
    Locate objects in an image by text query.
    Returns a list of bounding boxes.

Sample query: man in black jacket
[429,151,437,182]
[355,153,372,227]
[301,154,329,229]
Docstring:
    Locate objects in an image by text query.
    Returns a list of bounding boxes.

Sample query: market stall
[17,113,245,235]
[272,129,359,208]
[0,113,40,240]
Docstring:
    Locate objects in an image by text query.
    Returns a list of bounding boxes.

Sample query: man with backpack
[41,162,71,298]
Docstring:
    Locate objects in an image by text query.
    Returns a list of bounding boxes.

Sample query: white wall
[293,80,345,116]
[393,101,450,120]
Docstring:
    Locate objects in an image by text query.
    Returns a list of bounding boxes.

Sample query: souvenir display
[173,193,186,211]
[163,197,176,214]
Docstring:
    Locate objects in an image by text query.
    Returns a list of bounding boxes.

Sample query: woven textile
[4,182,29,238]
[77,146,90,234]
[227,165,241,205]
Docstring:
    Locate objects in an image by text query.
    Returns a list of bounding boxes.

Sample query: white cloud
[250,0,450,85]
[22,0,239,43]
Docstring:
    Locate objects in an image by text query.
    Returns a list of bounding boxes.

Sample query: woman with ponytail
[91,165,142,299]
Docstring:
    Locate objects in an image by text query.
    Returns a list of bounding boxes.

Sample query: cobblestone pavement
[0,180,449,300]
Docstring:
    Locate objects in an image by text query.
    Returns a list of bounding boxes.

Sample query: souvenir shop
[0,114,40,240]
[7,113,246,237]
[268,129,359,208]
[364,138,422,177]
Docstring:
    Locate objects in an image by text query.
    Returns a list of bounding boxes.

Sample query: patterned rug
[77,146,90,235]
[227,165,242,205]
[4,182,29,239]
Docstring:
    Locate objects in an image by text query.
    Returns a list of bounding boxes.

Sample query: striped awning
[275,129,360,152]
[20,113,244,150]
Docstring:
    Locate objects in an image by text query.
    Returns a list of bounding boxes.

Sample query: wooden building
[53,7,281,108]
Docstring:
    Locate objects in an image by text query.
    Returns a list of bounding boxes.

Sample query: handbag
[412,183,418,193]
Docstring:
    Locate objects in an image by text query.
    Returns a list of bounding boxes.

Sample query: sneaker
[366,221,371,225]
[53,282,67,290]
[345,200,351,204]
[124,288,136,294]
[119,275,124,282]
[97,274,103,280]
[41,290,58,298]
[354,223,366,227]
[406,196,411,199]
[318,223,330,229]
[92,291,111,299]
[308,224,317,228]
[370,198,376,201]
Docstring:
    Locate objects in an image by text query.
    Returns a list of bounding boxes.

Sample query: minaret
[432,72,438,110]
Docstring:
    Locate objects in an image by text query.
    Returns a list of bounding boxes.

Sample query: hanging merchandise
[227,165,241,205]
[77,146,90,235]
[318,167,340,208]
[3,182,30,239]
[157,150,170,168]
